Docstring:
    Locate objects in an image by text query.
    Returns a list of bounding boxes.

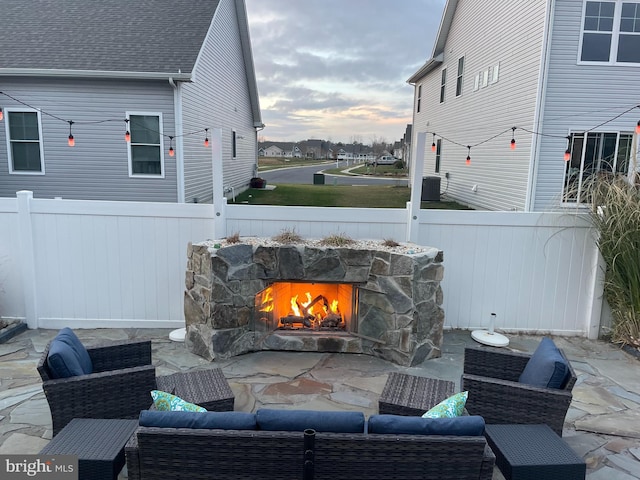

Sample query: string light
[564,136,571,162]
[636,120,640,134]
[465,145,471,165]
[168,136,175,157]
[124,119,130,142]
[204,128,210,147]
[0,108,3,121]
[510,126,516,150]
[431,133,436,152]
[67,121,75,147]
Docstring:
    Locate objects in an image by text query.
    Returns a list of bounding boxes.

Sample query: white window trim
[456,56,465,97]
[577,0,640,65]
[562,130,636,204]
[126,111,165,178]
[4,107,45,175]
[440,68,447,103]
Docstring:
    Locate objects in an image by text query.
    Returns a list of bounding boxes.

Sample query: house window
[580,1,640,63]
[232,130,237,158]
[456,57,464,96]
[5,109,44,174]
[127,113,164,176]
[440,68,447,103]
[435,139,442,173]
[417,85,422,113]
[563,131,633,203]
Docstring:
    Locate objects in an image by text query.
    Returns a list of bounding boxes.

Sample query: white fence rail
[0,191,602,338]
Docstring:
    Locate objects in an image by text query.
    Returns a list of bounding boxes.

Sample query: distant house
[262,145,284,157]
[409,0,640,211]
[403,124,413,168]
[301,139,329,159]
[0,0,262,203]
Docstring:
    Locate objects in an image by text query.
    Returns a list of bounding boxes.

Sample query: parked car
[375,156,396,165]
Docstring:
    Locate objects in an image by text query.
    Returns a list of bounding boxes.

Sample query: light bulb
[0,108,3,121]
[431,142,436,152]
[125,131,131,142]
[564,149,571,161]
[68,134,75,147]
[204,137,210,147]
[510,139,516,150]
[636,121,640,134]
[169,147,175,157]
[465,155,471,165]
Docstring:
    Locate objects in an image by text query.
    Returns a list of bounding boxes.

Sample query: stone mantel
[184,241,445,366]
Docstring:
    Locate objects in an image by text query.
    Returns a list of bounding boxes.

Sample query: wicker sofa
[126,410,495,480]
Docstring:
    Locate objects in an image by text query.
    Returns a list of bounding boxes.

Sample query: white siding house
[409,0,640,211]
[0,0,262,203]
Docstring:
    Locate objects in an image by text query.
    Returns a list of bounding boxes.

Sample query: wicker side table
[485,424,586,480]
[40,418,138,480]
[156,368,235,411]
[378,372,456,416]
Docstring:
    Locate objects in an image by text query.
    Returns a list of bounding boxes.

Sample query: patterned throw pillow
[422,391,468,419]
[151,390,206,412]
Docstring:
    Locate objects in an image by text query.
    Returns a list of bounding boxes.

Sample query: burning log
[280,315,313,328]
[320,314,342,328]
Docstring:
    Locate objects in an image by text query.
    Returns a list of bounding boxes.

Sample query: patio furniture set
[36,329,586,480]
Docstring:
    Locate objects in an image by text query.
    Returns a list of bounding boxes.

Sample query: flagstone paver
[0,327,638,479]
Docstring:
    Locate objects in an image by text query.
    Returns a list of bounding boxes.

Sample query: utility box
[421,176,441,202]
[313,173,325,185]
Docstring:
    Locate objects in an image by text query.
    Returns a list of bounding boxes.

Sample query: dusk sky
[245,0,447,145]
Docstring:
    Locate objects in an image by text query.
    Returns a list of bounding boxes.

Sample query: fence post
[211,128,227,239]
[16,191,39,329]
[586,236,606,340]
[407,132,426,243]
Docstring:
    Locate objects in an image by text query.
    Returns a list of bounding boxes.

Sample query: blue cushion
[139,410,257,430]
[256,409,365,433]
[367,415,485,436]
[46,328,93,378]
[518,337,570,389]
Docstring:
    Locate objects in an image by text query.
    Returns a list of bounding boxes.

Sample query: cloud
[246,0,446,143]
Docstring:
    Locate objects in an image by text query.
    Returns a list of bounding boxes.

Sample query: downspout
[169,77,186,203]
[525,0,554,212]
[254,123,265,177]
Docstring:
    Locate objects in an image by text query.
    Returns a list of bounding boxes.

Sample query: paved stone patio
[1,328,639,479]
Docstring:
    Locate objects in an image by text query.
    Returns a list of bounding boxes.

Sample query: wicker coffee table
[378,372,456,416]
[485,424,586,480]
[40,418,138,480]
[156,368,234,411]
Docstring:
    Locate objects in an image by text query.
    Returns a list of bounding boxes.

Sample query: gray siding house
[0,0,262,203]
[409,0,640,211]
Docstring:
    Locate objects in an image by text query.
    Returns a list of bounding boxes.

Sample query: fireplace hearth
[184,241,445,366]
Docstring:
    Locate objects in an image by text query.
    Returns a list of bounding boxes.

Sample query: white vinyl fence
[0,191,602,338]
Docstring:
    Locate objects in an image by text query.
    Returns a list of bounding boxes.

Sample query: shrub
[226,232,241,244]
[320,233,354,247]
[382,238,400,247]
[393,160,405,169]
[588,175,640,348]
[272,228,303,244]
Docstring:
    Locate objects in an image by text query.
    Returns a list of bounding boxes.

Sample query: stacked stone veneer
[184,242,445,366]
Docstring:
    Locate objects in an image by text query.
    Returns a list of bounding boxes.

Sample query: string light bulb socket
[67,121,75,147]
[124,119,130,142]
[431,133,436,152]
[510,127,516,150]
[204,128,210,147]
[465,145,471,166]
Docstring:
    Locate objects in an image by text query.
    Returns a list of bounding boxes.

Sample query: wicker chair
[37,338,157,436]
[461,346,577,436]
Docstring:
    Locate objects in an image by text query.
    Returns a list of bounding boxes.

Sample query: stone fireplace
[184,241,445,366]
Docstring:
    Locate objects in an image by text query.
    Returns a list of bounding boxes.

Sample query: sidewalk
[1,328,639,479]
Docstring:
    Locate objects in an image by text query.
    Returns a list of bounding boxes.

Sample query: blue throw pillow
[518,337,570,389]
[139,410,257,430]
[256,409,365,433]
[368,415,485,436]
[46,328,93,378]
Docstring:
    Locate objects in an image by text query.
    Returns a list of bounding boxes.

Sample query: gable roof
[0,0,221,80]
[407,0,458,83]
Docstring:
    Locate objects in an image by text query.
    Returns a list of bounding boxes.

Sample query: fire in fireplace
[256,282,358,333]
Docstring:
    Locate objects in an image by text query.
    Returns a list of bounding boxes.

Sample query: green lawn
[230,184,471,209]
